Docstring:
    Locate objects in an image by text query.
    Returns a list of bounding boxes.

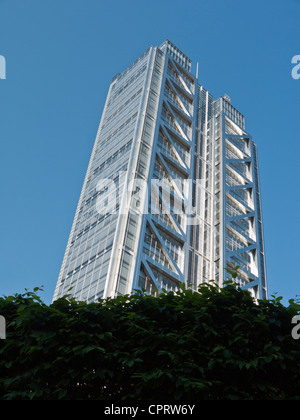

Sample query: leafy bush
[0,281,299,400]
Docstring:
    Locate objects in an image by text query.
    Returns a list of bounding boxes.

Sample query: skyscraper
[53,40,267,303]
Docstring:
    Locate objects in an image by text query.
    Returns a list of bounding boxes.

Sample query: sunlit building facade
[53,40,267,303]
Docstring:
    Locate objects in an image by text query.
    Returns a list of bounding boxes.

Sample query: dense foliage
[0,281,300,400]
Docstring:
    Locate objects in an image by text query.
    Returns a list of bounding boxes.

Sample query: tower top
[223,94,231,103]
[159,39,192,72]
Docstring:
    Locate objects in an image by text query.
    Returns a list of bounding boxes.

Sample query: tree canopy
[0,280,300,400]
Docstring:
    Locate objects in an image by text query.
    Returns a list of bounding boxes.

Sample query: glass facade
[53,40,267,303]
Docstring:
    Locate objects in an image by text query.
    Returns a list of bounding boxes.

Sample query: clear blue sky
[0,0,299,305]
